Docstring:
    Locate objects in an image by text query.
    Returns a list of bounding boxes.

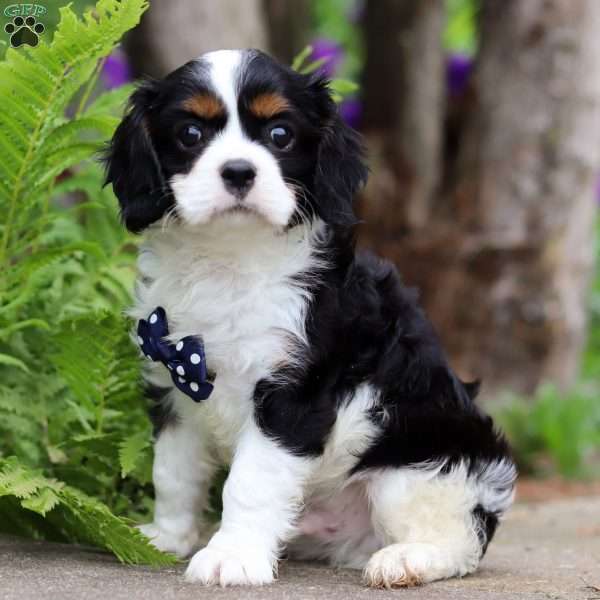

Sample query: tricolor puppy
[104,49,516,588]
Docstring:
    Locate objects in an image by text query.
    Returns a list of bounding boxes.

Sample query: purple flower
[310,37,344,78]
[101,49,131,89]
[340,98,362,129]
[447,53,473,97]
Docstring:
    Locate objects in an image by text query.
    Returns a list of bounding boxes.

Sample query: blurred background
[6,0,598,484]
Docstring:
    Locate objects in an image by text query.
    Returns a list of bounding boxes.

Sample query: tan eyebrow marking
[249,93,290,119]
[182,94,225,119]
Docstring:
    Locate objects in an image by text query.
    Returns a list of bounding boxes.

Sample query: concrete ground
[1,497,599,600]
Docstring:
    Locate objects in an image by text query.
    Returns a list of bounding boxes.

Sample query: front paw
[185,546,275,587]
[138,522,200,558]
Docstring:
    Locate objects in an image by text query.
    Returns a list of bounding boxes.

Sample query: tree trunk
[263,0,312,65]
[360,0,600,396]
[362,0,445,231]
[124,0,268,78]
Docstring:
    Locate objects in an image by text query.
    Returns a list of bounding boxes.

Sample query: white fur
[171,50,297,228]
[133,49,515,588]
[136,216,515,585]
[289,385,384,569]
[132,217,327,455]
[138,407,214,557]
[474,457,518,514]
[134,217,327,584]
[134,186,515,589]
[185,421,316,586]
[363,458,516,587]
[310,385,382,493]
[135,50,329,582]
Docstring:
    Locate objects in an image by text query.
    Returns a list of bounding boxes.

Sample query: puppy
[104,49,516,588]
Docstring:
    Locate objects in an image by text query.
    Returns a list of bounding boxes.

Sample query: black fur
[473,504,499,556]
[106,50,515,562]
[145,383,177,437]
[254,249,511,474]
[238,52,368,227]
[102,81,172,233]
[103,60,225,232]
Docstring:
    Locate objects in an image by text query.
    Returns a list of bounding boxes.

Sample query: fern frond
[119,428,152,478]
[0,457,176,566]
[0,353,29,371]
[0,458,52,497]
[37,116,119,161]
[0,0,148,266]
[52,167,107,198]
[0,386,28,416]
[26,142,104,194]
[1,242,105,320]
[0,0,163,564]
[84,84,135,117]
[51,313,140,423]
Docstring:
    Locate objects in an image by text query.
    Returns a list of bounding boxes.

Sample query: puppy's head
[103,49,367,233]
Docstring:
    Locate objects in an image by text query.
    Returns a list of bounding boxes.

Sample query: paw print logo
[4,15,44,48]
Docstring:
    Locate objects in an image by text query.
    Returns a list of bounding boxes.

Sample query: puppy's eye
[269,125,294,150]
[178,123,203,148]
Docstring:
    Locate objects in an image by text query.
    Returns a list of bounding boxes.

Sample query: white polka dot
[190,353,201,365]
[176,341,184,351]
[176,365,185,376]
[137,336,144,345]
[149,313,158,324]
[167,364,173,370]
[190,382,199,392]
[145,354,152,360]
[178,376,186,384]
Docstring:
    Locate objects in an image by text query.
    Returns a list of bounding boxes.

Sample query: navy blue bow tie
[137,307,214,402]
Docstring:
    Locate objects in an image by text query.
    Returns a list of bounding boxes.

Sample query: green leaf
[445,0,478,53]
[38,116,119,160]
[0,457,177,566]
[291,45,313,71]
[119,429,151,477]
[0,0,163,565]
[51,313,141,417]
[84,84,135,117]
[0,319,50,339]
[0,353,29,372]
[329,78,359,95]
[0,0,149,266]
[0,458,49,498]
[299,57,328,75]
[21,487,62,516]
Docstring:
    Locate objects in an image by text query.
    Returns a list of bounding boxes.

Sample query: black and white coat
[104,49,516,588]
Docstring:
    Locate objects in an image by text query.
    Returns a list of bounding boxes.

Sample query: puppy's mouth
[213,202,266,225]
[223,204,256,215]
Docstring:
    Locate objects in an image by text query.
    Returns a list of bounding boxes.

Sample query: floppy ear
[312,85,368,227]
[103,82,172,233]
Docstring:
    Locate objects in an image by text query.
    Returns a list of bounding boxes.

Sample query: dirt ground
[1,494,599,600]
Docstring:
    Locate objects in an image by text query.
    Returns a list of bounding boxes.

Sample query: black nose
[220,159,256,198]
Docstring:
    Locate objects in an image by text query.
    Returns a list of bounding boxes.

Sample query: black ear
[464,380,481,400]
[103,81,172,233]
[312,82,368,227]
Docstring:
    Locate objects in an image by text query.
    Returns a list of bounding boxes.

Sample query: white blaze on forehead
[203,49,244,132]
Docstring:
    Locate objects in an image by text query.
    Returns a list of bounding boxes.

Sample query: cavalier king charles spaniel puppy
[104,49,516,588]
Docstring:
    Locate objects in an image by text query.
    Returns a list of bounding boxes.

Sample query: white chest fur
[130,217,325,453]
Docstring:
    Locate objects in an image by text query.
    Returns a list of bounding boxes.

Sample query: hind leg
[364,460,515,588]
